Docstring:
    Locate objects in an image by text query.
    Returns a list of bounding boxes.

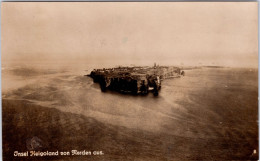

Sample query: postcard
[1,2,258,160]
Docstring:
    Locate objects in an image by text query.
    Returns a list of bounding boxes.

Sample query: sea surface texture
[2,65,258,161]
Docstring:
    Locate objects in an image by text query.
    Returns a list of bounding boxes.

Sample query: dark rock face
[87,66,183,96]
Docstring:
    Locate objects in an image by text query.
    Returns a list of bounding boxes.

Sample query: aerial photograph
[1,2,258,161]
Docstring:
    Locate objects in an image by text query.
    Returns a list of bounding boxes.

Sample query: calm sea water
[2,65,258,160]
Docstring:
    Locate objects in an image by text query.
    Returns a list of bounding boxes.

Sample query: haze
[1,2,258,68]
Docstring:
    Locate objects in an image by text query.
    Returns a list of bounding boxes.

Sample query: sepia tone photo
[1,2,258,160]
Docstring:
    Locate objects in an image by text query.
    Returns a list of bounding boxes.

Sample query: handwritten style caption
[14,150,104,157]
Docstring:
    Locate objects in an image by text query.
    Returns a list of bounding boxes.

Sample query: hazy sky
[2,2,258,67]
